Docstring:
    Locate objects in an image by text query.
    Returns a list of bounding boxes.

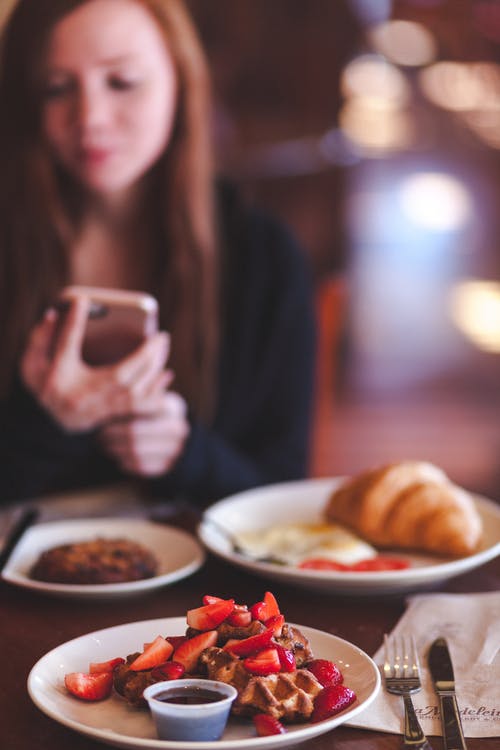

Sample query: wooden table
[1,501,499,750]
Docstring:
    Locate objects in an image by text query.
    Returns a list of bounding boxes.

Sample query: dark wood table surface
[1,500,499,750]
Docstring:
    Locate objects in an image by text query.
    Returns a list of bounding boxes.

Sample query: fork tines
[384,633,421,686]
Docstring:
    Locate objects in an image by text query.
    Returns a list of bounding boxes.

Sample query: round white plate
[198,478,500,595]
[2,518,205,599]
[27,616,380,750]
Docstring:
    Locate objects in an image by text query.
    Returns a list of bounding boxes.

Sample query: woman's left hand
[98,391,190,476]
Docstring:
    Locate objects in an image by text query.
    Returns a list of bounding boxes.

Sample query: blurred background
[2,0,497,497]
[187,0,500,498]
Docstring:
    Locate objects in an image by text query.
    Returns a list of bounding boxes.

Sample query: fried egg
[235,522,377,566]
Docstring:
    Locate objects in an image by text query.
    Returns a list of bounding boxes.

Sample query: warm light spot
[419,61,500,111]
[339,99,415,153]
[449,281,500,352]
[341,55,410,105]
[399,173,472,231]
[368,20,437,67]
[461,110,500,149]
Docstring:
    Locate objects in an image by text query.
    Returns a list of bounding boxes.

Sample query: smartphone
[58,285,159,366]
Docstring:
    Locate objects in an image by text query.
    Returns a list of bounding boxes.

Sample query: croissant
[324,461,483,556]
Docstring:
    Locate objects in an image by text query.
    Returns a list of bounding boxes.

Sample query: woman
[0,0,316,505]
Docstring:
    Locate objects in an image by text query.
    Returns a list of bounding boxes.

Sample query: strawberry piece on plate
[64,671,113,701]
[298,559,350,571]
[311,684,356,722]
[202,594,224,605]
[226,609,252,627]
[250,591,280,621]
[89,657,125,674]
[243,647,281,675]
[187,598,235,630]
[129,636,174,671]
[165,635,187,650]
[173,630,218,673]
[275,643,296,672]
[253,714,286,736]
[265,614,285,636]
[224,626,274,656]
[307,658,343,687]
[151,660,185,681]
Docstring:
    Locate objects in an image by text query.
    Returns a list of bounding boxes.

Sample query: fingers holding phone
[99,391,190,476]
[20,306,61,395]
[21,287,173,432]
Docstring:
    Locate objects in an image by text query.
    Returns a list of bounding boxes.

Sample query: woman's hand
[98,391,190,477]
[20,296,170,432]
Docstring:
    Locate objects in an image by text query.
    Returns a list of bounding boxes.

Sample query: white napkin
[347,591,500,738]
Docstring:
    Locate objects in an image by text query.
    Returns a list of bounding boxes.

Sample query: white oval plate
[2,518,205,599]
[27,616,380,750]
[198,478,500,595]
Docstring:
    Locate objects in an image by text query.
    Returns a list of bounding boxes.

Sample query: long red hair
[0,0,218,419]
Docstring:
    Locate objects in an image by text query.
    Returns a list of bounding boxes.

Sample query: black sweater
[0,190,316,506]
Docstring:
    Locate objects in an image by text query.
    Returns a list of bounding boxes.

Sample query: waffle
[275,623,314,668]
[200,646,323,721]
[114,654,156,706]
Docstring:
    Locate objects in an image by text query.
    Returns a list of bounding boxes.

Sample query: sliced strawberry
[151,660,185,681]
[227,609,252,627]
[351,557,410,571]
[202,594,224,605]
[89,657,125,674]
[65,671,113,701]
[173,630,218,673]
[224,626,274,656]
[253,714,286,736]
[307,659,343,687]
[311,684,356,722]
[299,559,350,571]
[250,591,280,621]
[265,614,285,636]
[244,647,281,675]
[129,636,174,671]
[165,635,187,650]
[223,638,241,650]
[187,598,235,630]
[250,600,267,621]
[275,643,296,672]
[263,591,280,615]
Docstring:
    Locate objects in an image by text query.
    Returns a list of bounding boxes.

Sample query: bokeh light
[449,281,500,353]
[419,61,500,112]
[399,173,473,231]
[368,20,437,67]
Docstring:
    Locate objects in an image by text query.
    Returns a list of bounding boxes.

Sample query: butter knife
[0,506,39,571]
[428,637,467,750]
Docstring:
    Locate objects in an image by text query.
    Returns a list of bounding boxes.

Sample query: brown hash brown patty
[30,537,159,584]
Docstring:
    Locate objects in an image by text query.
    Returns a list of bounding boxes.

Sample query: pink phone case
[60,286,158,366]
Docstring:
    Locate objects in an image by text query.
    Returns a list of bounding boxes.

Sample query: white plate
[27,616,380,750]
[2,518,204,599]
[198,478,500,595]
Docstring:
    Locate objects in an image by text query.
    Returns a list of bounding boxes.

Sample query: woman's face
[41,0,177,200]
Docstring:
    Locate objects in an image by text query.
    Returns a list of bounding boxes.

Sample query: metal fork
[383,634,433,750]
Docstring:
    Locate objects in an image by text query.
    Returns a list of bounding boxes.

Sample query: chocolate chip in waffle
[200,646,323,721]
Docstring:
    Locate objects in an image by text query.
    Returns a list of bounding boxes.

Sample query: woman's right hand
[20,296,171,432]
